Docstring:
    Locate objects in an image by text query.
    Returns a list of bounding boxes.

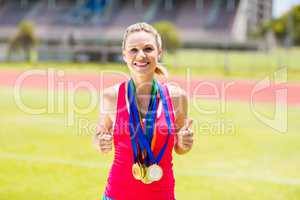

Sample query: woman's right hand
[94,127,113,153]
[94,85,116,153]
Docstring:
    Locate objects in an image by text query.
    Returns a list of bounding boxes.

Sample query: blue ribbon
[128,80,155,163]
[128,79,171,166]
[144,82,158,144]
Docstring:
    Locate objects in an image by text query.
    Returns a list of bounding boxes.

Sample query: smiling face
[123,31,161,78]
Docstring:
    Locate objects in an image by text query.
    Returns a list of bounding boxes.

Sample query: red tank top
[104,81,176,200]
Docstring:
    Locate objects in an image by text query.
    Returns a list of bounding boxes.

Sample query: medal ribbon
[138,80,158,166]
[128,79,171,166]
[128,79,157,164]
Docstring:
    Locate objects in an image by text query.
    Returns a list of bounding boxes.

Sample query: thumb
[183,119,193,130]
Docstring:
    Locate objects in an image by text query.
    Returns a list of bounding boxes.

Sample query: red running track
[0,69,299,106]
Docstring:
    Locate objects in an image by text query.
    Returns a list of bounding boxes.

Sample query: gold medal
[147,164,163,181]
[141,167,153,184]
[140,164,146,178]
[132,163,143,180]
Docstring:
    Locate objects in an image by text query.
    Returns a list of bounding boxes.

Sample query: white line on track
[0,152,109,168]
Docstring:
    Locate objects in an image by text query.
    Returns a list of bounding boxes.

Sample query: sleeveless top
[104,81,176,200]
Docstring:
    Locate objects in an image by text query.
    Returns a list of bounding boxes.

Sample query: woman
[94,22,194,200]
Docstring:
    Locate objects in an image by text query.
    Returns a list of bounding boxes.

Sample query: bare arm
[93,86,117,153]
[168,84,194,155]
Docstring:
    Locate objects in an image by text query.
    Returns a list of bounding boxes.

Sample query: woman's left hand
[176,119,194,152]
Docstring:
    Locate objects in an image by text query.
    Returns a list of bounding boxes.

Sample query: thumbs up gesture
[94,126,113,153]
[176,119,194,153]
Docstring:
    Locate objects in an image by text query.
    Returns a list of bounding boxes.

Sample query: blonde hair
[122,22,168,78]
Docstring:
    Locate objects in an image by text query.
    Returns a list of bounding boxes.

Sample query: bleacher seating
[0,0,37,25]
[25,0,72,25]
[0,0,243,45]
[175,0,212,28]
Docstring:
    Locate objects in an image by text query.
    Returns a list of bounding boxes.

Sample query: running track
[0,69,299,106]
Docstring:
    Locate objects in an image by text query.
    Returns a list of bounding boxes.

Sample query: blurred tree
[7,20,38,62]
[260,4,300,46]
[152,21,181,53]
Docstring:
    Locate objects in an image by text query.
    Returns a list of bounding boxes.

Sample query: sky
[273,0,300,17]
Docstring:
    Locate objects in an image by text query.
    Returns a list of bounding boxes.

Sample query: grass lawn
[0,48,299,81]
[0,84,300,200]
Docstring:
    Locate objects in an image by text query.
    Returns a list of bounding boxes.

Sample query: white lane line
[1,152,300,186]
[0,152,110,169]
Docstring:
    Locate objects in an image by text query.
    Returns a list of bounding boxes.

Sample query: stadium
[0,0,273,61]
[1,1,300,200]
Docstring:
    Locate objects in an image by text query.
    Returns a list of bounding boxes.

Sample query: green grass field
[0,81,300,200]
[1,48,300,81]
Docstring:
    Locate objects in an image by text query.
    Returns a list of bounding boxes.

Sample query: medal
[141,167,153,184]
[147,164,163,181]
[132,163,144,180]
[128,79,171,184]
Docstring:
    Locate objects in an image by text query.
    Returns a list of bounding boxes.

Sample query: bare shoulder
[166,83,187,103]
[166,83,187,120]
[101,83,121,120]
[103,84,118,102]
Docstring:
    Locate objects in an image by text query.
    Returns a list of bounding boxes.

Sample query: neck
[131,75,154,96]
